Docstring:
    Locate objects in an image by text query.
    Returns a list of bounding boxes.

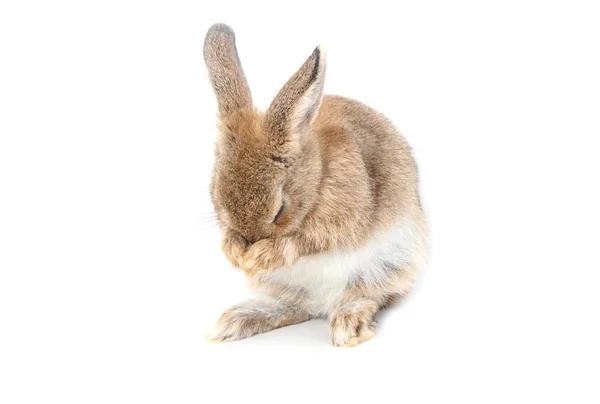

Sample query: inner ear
[291,77,324,134]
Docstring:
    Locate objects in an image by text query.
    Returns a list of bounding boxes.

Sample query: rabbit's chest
[262,220,420,316]
[266,252,354,316]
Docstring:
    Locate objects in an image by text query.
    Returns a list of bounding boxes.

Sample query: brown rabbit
[204,23,428,347]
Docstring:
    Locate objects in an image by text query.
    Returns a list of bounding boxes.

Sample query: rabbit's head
[204,24,326,243]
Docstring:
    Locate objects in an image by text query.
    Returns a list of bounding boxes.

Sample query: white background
[1,1,599,403]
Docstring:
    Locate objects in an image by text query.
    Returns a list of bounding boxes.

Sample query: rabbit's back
[312,95,424,234]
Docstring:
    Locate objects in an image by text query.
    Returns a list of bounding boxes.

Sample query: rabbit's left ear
[204,23,253,119]
[265,46,326,143]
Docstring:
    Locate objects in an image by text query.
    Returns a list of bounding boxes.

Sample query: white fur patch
[261,219,426,317]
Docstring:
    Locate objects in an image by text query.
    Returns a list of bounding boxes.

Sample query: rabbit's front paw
[221,229,249,269]
[241,237,298,276]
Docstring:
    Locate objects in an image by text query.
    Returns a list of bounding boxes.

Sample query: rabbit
[203,23,428,347]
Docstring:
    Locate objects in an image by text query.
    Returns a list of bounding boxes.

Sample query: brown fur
[204,23,428,346]
[203,24,252,117]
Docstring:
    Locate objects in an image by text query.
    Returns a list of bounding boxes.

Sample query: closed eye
[272,202,285,223]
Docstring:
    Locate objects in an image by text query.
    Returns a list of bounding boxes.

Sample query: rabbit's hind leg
[329,298,378,348]
[329,264,417,347]
[207,296,309,342]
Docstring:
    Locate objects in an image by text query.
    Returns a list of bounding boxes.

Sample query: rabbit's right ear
[204,24,253,118]
[265,46,326,145]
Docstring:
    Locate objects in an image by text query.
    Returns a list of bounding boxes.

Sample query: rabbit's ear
[204,23,253,118]
[265,46,326,143]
